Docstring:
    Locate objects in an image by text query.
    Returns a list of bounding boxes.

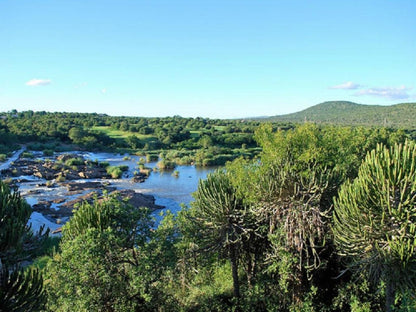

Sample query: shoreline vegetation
[0,111,265,169]
[1,108,416,311]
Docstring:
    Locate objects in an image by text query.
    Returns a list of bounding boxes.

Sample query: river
[1,151,215,233]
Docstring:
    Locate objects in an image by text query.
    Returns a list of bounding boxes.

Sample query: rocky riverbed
[0,151,164,233]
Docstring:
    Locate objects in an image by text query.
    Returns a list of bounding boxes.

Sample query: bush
[146,154,159,162]
[157,159,176,170]
[106,166,122,178]
[21,152,34,159]
[176,155,193,165]
[106,165,128,178]
[65,157,84,166]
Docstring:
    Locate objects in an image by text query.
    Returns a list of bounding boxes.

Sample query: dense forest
[1,110,416,311]
[0,110,275,167]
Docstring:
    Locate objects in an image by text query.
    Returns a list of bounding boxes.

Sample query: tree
[0,181,31,256]
[0,266,45,311]
[0,180,46,311]
[190,170,253,300]
[45,195,154,311]
[68,127,85,144]
[233,123,395,309]
[333,140,416,312]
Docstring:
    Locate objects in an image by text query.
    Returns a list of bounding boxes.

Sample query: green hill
[264,101,416,129]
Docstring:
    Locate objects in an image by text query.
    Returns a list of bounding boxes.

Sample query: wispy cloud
[355,86,411,100]
[101,88,107,94]
[330,81,361,90]
[26,79,52,86]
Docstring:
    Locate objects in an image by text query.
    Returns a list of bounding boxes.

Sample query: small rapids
[1,150,214,234]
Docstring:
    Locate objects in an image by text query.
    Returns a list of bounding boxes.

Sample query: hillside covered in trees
[1,117,416,311]
[262,101,416,129]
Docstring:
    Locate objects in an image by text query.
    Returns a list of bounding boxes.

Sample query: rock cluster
[3,153,163,230]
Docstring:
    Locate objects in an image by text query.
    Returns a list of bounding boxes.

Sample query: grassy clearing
[213,125,226,131]
[190,130,202,138]
[91,126,157,142]
[91,126,132,138]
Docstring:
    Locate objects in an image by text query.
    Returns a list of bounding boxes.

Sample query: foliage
[0,267,46,311]
[1,110,415,311]
[46,228,143,312]
[265,101,416,130]
[64,157,84,166]
[157,159,176,170]
[333,140,416,311]
[21,151,34,159]
[189,169,260,300]
[45,196,154,311]
[62,194,152,246]
[105,165,128,178]
[0,181,31,259]
[225,123,408,310]
[0,180,47,311]
[0,110,262,165]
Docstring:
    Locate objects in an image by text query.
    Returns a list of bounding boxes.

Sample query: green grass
[91,126,157,143]
[91,126,132,138]
[213,126,226,131]
[190,130,202,138]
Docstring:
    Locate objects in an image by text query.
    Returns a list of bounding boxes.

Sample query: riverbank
[0,149,214,234]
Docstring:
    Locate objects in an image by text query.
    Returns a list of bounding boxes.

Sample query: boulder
[62,181,106,192]
[112,189,164,211]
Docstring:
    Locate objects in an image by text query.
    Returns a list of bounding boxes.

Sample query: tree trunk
[385,280,395,312]
[229,245,240,299]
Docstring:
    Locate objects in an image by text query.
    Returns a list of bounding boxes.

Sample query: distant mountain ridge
[263,101,416,129]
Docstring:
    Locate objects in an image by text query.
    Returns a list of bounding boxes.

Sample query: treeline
[264,101,416,131]
[0,110,274,165]
[2,123,416,311]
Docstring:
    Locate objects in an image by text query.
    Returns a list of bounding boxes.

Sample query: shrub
[176,155,193,165]
[157,159,176,170]
[106,166,122,178]
[106,165,128,178]
[21,152,34,159]
[65,157,84,166]
[146,154,159,162]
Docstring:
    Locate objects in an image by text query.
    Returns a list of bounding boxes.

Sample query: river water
[2,151,215,233]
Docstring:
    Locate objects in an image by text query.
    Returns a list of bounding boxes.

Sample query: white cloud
[101,88,107,94]
[26,79,51,86]
[330,81,361,90]
[355,86,411,100]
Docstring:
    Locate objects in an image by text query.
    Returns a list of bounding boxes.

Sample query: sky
[0,0,415,118]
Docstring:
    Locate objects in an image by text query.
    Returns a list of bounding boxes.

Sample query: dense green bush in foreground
[2,123,416,311]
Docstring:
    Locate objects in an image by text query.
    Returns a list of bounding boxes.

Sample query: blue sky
[0,0,415,118]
